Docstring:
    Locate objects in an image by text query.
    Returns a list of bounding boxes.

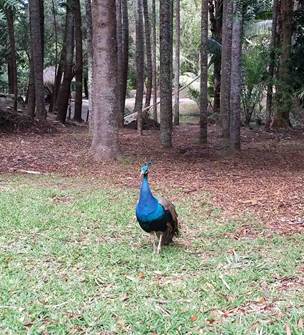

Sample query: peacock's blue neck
[137,174,158,214]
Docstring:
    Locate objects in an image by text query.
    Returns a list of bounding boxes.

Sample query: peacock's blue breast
[136,203,168,232]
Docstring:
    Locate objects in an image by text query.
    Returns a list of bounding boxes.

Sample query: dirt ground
[1,123,304,232]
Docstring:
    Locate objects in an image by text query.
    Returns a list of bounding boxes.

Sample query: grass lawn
[0,175,304,334]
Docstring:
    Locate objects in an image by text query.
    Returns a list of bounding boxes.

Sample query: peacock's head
[140,161,153,176]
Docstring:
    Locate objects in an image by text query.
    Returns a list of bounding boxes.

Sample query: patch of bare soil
[1,123,304,231]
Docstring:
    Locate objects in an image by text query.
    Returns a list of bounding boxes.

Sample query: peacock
[136,162,179,253]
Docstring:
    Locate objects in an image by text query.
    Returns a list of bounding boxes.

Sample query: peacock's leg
[156,233,163,254]
[152,232,157,253]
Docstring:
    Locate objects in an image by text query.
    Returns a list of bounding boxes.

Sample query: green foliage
[241,42,269,124]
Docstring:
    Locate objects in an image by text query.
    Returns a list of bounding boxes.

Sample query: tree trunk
[173,0,180,126]
[230,3,242,151]
[73,0,83,122]
[29,0,46,122]
[90,0,120,160]
[134,0,145,135]
[116,0,124,127]
[160,0,173,147]
[121,0,129,125]
[265,0,279,129]
[152,0,158,122]
[200,0,208,144]
[5,8,18,112]
[209,0,222,114]
[27,50,36,117]
[219,0,233,144]
[56,1,74,124]
[143,0,153,108]
[273,0,293,128]
[85,0,93,130]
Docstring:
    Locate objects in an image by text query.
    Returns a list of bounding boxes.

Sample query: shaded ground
[0,124,304,231]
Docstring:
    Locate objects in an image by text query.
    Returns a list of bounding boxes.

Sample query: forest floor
[0,123,303,231]
[0,124,304,334]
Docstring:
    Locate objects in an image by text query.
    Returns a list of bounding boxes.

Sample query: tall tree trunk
[173,0,180,126]
[90,0,120,160]
[27,50,36,117]
[273,0,293,128]
[5,8,18,112]
[134,0,145,135]
[230,3,242,151]
[56,0,74,124]
[121,0,129,126]
[200,0,208,144]
[219,0,233,144]
[29,0,46,122]
[209,0,222,114]
[160,0,173,147]
[73,0,83,122]
[265,0,279,129]
[152,0,158,122]
[85,0,93,130]
[116,0,124,127]
[143,0,153,108]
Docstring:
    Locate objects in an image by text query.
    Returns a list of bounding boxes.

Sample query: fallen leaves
[1,124,304,234]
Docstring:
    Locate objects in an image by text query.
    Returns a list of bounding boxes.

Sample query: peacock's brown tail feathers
[157,196,179,245]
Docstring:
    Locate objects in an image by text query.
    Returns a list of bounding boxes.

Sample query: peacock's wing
[157,196,179,244]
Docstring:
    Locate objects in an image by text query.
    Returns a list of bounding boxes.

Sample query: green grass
[0,175,304,334]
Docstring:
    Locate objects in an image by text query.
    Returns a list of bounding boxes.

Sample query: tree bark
[27,49,36,117]
[273,0,293,128]
[160,0,173,147]
[143,0,153,108]
[152,0,158,122]
[121,0,129,125]
[134,0,145,135]
[219,0,233,144]
[73,0,83,122]
[56,0,74,124]
[5,7,18,112]
[230,3,242,151]
[209,0,222,114]
[116,0,124,127]
[265,0,279,129]
[90,0,120,160]
[29,0,46,122]
[173,0,180,126]
[85,0,93,129]
[200,0,208,144]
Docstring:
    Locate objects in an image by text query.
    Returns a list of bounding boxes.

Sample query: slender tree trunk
[134,0,145,135]
[160,0,173,147]
[265,0,279,129]
[48,0,59,114]
[85,0,93,129]
[73,0,83,122]
[219,0,233,144]
[29,0,46,122]
[143,0,153,108]
[5,8,18,112]
[200,0,208,143]
[209,0,222,114]
[273,0,293,128]
[116,0,124,127]
[56,0,74,124]
[27,50,36,117]
[90,0,120,160]
[173,0,180,126]
[152,0,158,122]
[121,0,129,126]
[230,3,242,151]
